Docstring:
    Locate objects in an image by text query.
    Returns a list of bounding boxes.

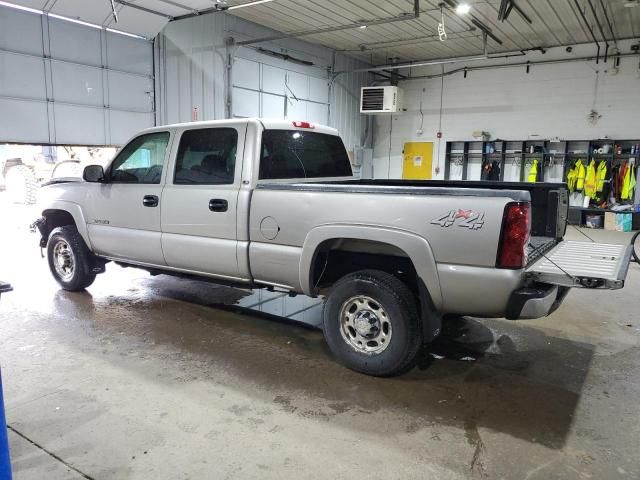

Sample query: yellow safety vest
[527,159,538,183]
[567,165,577,191]
[584,160,597,199]
[575,160,586,191]
[621,163,636,200]
[596,161,607,193]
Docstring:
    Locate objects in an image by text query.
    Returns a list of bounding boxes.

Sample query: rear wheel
[632,231,640,264]
[322,269,422,377]
[47,226,97,291]
[5,165,38,204]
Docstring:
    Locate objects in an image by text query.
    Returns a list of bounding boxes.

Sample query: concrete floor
[1,195,639,480]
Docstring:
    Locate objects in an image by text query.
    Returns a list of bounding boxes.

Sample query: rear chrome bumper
[505,283,570,320]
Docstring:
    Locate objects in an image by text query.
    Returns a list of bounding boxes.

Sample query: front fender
[41,200,92,249]
[299,224,443,310]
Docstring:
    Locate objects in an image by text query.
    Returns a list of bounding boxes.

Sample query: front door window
[110,132,170,184]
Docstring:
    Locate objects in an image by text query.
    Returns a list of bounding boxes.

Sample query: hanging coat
[488,160,501,181]
[621,163,636,200]
[596,161,607,193]
[527,159,538,182]
[481,161,491,180]
[573,159,587,192]
[584,160,597,199]
[611,165,620,200]
[618,162,628,199]
[567,163,577,191]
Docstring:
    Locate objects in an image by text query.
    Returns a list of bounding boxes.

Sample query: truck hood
[38,179,91,212]
[41,177,83,187]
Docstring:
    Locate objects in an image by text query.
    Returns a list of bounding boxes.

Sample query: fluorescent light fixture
[0,0,43,14]
[227,0,275,10]
[0,1,147,39]
[106,28,147,39]
[455,3,471,14]
[48,12,102,29]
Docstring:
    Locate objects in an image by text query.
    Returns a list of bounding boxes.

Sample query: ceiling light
[0,0,43,14]
[48,12,102,29]
[106,28,147,39]
[359,25,367,29]
[227,0,275,10]
[455,3,471,14]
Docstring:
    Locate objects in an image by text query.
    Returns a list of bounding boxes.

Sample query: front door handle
[143,195,159,207]
[209,199,228,212]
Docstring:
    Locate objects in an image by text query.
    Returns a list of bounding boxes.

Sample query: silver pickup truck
[34,119,632,376]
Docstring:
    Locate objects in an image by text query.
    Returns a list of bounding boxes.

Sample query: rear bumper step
[506,283,570,320]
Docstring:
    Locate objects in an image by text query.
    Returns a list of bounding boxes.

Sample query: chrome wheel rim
[53,240,75,281]
[339,295,392,354]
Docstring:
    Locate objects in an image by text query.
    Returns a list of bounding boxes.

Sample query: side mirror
[83,165,105,183]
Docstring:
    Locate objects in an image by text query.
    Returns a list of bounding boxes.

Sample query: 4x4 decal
[431,209,485,230]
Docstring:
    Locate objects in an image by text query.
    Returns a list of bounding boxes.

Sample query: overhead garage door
[0,5,154,146]
[232,57,329,124]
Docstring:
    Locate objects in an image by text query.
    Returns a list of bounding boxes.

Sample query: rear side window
[259,130,352,180]
[174,128,238,185]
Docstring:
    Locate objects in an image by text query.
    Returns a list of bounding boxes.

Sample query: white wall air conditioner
[360,86,403,115]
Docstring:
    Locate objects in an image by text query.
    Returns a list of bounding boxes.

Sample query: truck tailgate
[525,241,632,289]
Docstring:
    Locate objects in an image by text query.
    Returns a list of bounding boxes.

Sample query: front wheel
[47,226,97,291]
[322,269,422,377]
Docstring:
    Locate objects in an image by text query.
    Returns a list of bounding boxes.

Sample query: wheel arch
[300,225,442,311]
[40,202,92,249]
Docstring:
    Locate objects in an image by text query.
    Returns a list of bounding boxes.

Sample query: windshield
[259,130,352,180]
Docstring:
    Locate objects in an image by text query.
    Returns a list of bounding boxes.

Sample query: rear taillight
[497,202,531,269]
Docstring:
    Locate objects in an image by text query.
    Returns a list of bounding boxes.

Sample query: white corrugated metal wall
[0,4,154,146]
[372,40,640,180]
[155,13,370,153]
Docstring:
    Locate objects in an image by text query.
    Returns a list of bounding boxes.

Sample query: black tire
[47,226,97,291]
[322,269,422,377]
[632,231,640,264]
[5,165,38,204]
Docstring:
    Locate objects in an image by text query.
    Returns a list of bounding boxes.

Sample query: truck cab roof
[140,118,340,137]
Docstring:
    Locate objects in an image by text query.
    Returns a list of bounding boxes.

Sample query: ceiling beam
[114,0,173,19]
[154,0,199,14]
[442,0,503,45]
[572,0,600,63]
[233,0,421,46]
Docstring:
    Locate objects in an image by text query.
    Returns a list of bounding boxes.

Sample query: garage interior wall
[372,40,640,180]
[155,13,370,152]
[0,4,154,146]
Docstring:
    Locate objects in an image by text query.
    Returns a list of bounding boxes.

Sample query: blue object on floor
[0,370,11,480]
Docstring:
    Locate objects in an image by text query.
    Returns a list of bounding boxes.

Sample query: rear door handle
[209,199,228,212]
[143,195,159,207]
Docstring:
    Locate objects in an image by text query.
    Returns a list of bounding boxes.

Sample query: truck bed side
[248,183,532,316]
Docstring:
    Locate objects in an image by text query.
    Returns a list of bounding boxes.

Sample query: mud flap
[526,241,632,289]
[418,279,442,342]
[30,217,48,247]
